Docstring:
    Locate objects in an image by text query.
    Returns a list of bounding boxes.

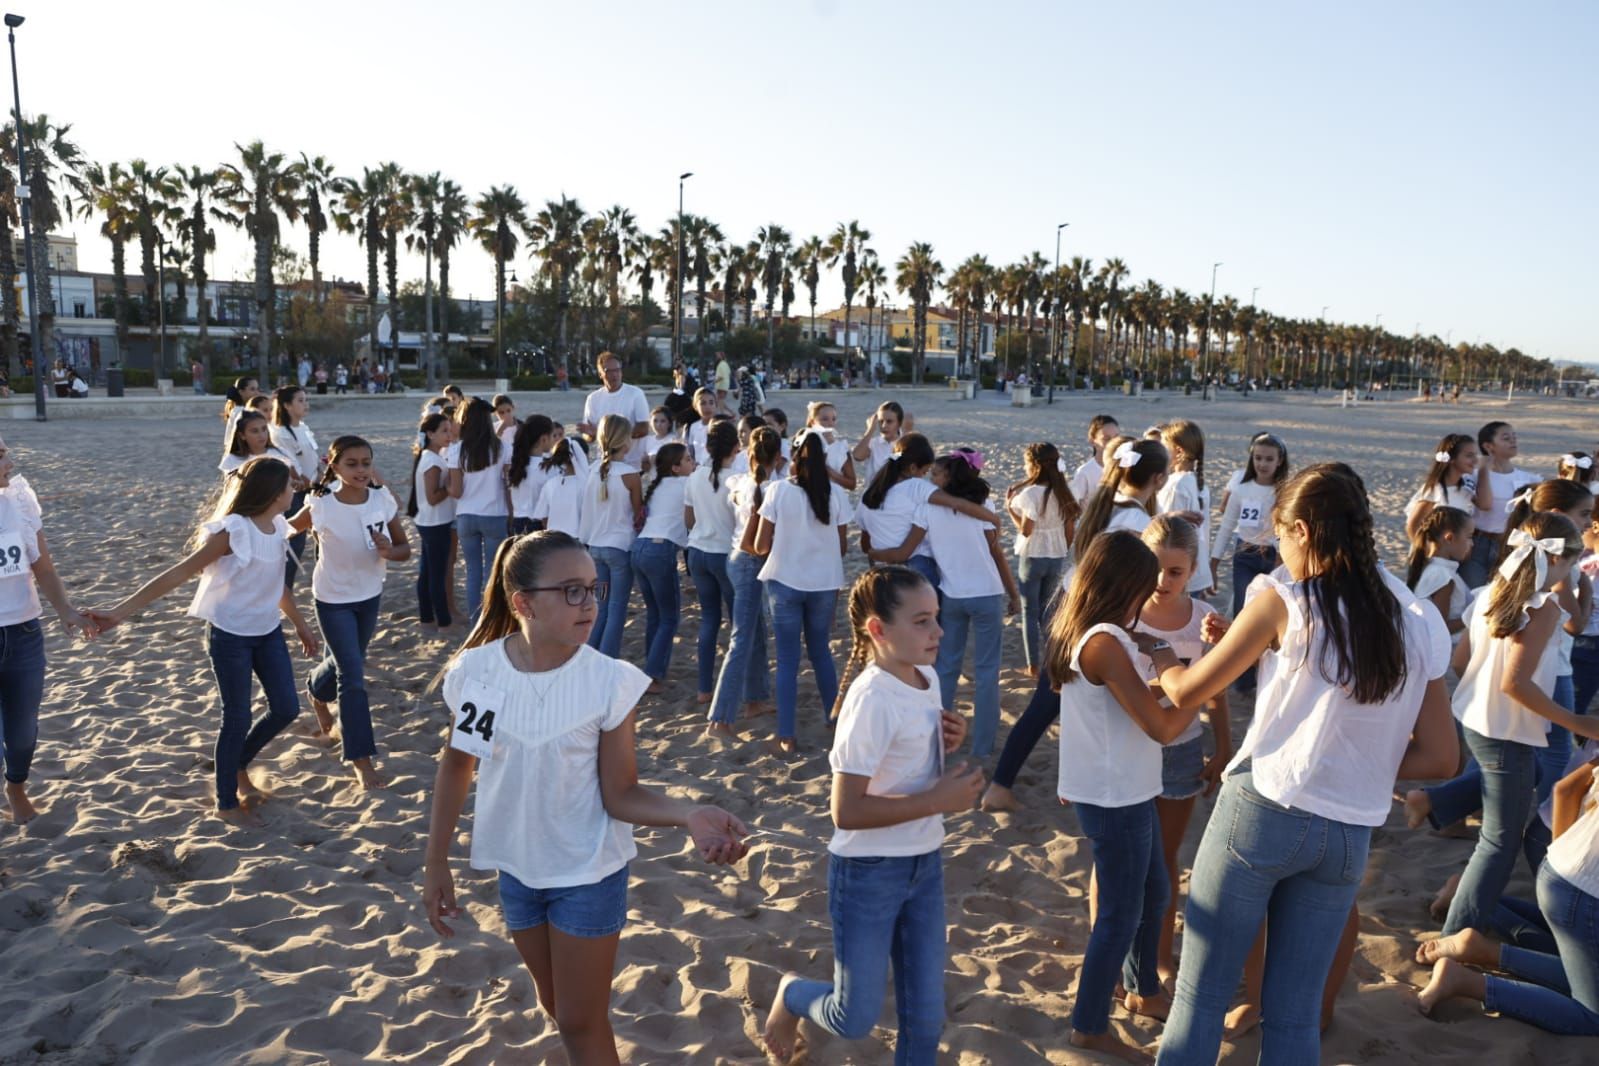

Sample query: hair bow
[886,452,901,464]
[1056,457,1069,474]
[793,427,821,450]
[1562,453,1593,470]
[951,447,984,472]
[1498,527,1567,588]
[1113,441,1141,469]
[1504,486,1536,514]
[1434,450,1452,463]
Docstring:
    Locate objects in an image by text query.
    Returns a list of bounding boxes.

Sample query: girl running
[1156,420,1215,597]
[632,443,696,691]
[804,401,857,490]
[219,410,290,476]
[579,415,643,660]
[1406,433,1479,541]
[763,566,978,1065]
[1405,505,1475,636]
[508,415,557,536]
[1210,432,1287,693]
[423,532,749,1065]
[1006,442,1078,676]
[705,426,780,737]
[448,397,511,620]
[269,385,319,587]
[684,420,740,705]
[410,412,457,634]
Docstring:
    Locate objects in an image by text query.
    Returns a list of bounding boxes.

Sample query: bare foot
[237,771,271,810]
[1428,872,1462,922]
[307,686,336,736]
[742,700,774,719]
[5,782,38,824]
[1417,957,1487,1016]
[1124,990,1172,1021]
[764,738,799,759]
[1402,789,1433,830]
[705,722,738,740]
[1069,1028,1152,1065]
[980,783,1021,812]
[217,805,263,828]
[1157,966,1178,993]
[695,692,713,705]
[762,973,802,1062]
[1415,928,1499,968]
[646,680,666,695]
[419,621,439,636]
[1223,1002,1261,1039]
[352,758,387,790]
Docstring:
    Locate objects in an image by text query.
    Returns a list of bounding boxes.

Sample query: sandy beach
[0,384,1590,1064]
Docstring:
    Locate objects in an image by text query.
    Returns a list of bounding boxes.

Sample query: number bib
[0,528,26,579]
[361,511,387,551]
[449,679,503,759]
[1238,505,1263,532]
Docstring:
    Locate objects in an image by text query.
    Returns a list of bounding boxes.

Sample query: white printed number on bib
[449,679,502,758]
[0,529,26,578]
[1238,505,1263,532]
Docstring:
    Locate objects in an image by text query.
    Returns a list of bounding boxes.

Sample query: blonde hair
[595,414,632,502]
[1159,419,1206,493]
[1484,511,1582,638]
[805,400,836,425]
[1141,513,1199,567]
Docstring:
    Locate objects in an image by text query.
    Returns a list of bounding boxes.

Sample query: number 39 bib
[449,679,503,759]
[0,528,27,579]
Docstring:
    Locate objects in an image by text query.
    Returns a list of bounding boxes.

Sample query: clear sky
[20,0,1597,359]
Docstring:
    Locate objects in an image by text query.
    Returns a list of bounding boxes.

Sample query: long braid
[832,565,933,720]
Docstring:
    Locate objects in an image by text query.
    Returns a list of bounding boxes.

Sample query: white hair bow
[1056,457,1069,474]
[1434,450,1451,463]
[1504,486,1536,514]
[1113,441,1141,469]
[1562,453,1593,470]
[1497,527,1567,587]
[793,427,820,450]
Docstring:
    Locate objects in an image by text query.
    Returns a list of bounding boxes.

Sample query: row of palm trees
[0,121,1552,390]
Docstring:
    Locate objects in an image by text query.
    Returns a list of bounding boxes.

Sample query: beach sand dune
[0,387,1589,1063]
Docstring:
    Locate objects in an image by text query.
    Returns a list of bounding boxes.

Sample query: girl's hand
[60,608,100,640]
[84,606,123,634]
[1201,613,1230,644]
[1006,592,1021,618]
[372,530,393,555]
[1201,752,1229,797]
[929,761,985,814]
[940,710,967,754]
[423,858,461,938]
[686,805,750,864]
[865,412,878,433]
[295,623,320,659]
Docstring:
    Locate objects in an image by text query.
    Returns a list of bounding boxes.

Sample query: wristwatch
[1146,639,1173,655]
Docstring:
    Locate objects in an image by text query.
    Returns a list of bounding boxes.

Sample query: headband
[1113,441,1141,469]
[1562,453,1593,470]
[1434,451,1452,463]
[1498,527,1568,588]
[950,448,984,472]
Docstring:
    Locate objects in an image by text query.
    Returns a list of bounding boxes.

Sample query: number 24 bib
[449,679,503,759]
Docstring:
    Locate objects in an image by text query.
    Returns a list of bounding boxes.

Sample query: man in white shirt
[576,351,652,465]
[714,353,733,415]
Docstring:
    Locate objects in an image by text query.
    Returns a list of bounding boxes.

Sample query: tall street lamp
[674,171,691,373]
[6,13,43,420]
[1201,261,1221,397]
[1047,222,1068,404]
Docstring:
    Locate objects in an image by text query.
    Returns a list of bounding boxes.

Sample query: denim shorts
[1161,735,1206,800]
[498,864,629,937]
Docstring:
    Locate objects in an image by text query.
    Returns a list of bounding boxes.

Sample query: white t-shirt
[829,663,946,858]
[446,441,509,518]
[858,436,897,490]
[269,423,320,482]
[1229,570,1451,826]
[1105,498,1153,535]
[218,446,292,476]
[1070,456,1103,505]
[638,476,690,545]
[1213,479,1277,550]
[684,465,736,554]
[188,513,289,636]
[578,461,640,552]
[858,477,937,561]
[1474,467,1540,536]
[1058,623,1163,807]
[757,480,854,591]
[583,384,651,466]
[1157,472,1214,591]
[1134,599,1219,745]
[413,450,456,526]
[308,486,399,604]
[0,487,43,627]
[1454,589,1565,746]
[532,470,584,537]
[726,472,766,554]
[1407,476,1476,519]
[1545,753,1599,898]
[684,421,710,465]
[443,640,651,889]
[918,505,1004,599]
[643,433,678,462]
[1012,484,1071,559]
[1412,557,1470,630]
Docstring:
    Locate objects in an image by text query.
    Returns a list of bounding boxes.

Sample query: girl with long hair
[269,385,319,587]
[410,412,457,634]
[1406,433,1479,541]
[1405,505,1475,637]
[1156,420,1215,597]
[1464,421,1539,588]
[804,401,857,491]
[632,443,697,690]
[1006,442,1079,675]
[859,432,1000,593]
[706,427,782,736]
[219,410,291,477]
[447,397,511,619]
[579,414,644,659]
[1073,437,1169,556]
[850,400,913,488]
[1209,432,1289,693]
[684,420,741,705]
[507,414,557,536]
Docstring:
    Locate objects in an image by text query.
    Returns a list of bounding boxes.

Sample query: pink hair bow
[950,447,984,472]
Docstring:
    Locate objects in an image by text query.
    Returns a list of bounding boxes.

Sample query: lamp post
[1047,221,1068,404]
[1200,261,1221,398]
[6,13,42,420]
[155,228,167,379]
[1248,286,1259,381]
[674,171,691,373]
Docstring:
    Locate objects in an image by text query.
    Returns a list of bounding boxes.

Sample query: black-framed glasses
[526,582,608,606]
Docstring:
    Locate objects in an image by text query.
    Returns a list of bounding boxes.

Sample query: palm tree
[823,220,870,353]
[75,162,136,362]
[684,215,723,370]
[176,165,224,357]
[650,226,682,371]
[1099,257,1129,371]
[331,166,388,370]
[627,230,659,370]
[128,160,182,374]
[378,163,412,375]
[406,170,446,389]
[1167,288,1192,382]
[858,250,886,370]
[529,195,588,376]
[757,224,791,357]
[1214,295,1239,381]
[719,236,753,340]
[894,242,943,385]
[435,179,469,343]
[216,140,302,381]
[3,115,84,376]
[592,205,637,348]
[793,235,824,349]
[466,185,530,379]
[298,154,336,304]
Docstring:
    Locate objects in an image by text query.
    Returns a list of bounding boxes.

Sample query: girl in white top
[1405,505,1475,636]
[1069,414,1120,505]
[849,400,913,490]
[410,412,458,633]
[804,401,857,491]
[753,429,855,754]
[1558,450,1597,493]
[1145,463,1456,1065]
[220,376,261,448]
[632,443,696,688]
[218,410,293,476]
[728,414,763,476]
[762,566,977,1064]
[641,405,677,461]
[684,420,741,703]
[98,456,318,828]
[1156,420,1215,595]
[859,432,1001,590]
[1049,529,1201,1057]
[289,436,411,790]
[530,437,584,538]
[0,443,100,826]
[1006,442,1080,676]
[579,414,644,660]
[763,407,794,462]
[1406,433,1479,541]
[1211,432,1288,694]
[1072,437,1169,560]
[269,385,320,589]
[683,388,718,463]
[507,414,557,535]
[1466,420,1541,589]
[423,532,749,1065]
[447,398,512,621]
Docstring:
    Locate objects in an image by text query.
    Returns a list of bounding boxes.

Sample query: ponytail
[509,414,555,489]
[1021,441,1080,526]
[705,420,739,491]
[408,413,450,518]
[862,432,934,510]
[1406,505,1472,590]
[791,430,833,524]
[747,426,781,511]
[1073,437,1169,558]
[458,531,589,654]
[643,443,688,509]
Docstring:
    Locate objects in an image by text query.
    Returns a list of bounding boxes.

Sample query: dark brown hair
[832,565,934,718]
[1044,529,1159,687]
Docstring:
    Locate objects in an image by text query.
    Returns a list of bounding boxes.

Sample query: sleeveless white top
[1057,623,1163,807]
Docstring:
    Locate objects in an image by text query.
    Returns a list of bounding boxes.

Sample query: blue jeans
[1572,635,1599,717]
[1482,864,1599,1034]
[708,551,770,725]
[768,580,839,740]
[309,595,381,762]
[455,512,508,620]
[415,522,453,627]
[1460,530,1499,590]
[0,619,46,785]
[207,624,300,810]
[1229,544,1277,690]
[1490,882,1558,955]
[1538,674,1576,800]
[284,490,309,588]
[632,538,682,681]
[1157,771,1370,1066]
[991,668,1057,788]
[1017,555,1067,672]
[1073,799,1169,1033]
[686,547,734,695]
[934,594,1004,758]
[1442,727,1539,936]
[587,545,635,659]
[783,851,946,1065]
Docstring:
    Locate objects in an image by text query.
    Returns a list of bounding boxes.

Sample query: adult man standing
[576,350,651,464]
[714,350,733,414]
